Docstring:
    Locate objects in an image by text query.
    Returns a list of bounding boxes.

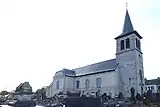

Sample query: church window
[85,79,90,89]
[139,70,143,82]
[56,81,59,89]
[129,78,131,85]
[126,38,130,49]
[96,77,101,88]
[136,38,141,50]
[120,40,124,50]
[76,81,80,89]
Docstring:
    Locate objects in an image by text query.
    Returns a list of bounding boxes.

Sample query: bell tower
[115,8,144,97]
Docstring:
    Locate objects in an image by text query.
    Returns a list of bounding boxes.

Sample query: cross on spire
[126,2,128,9]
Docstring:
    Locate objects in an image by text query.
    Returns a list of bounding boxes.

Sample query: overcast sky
[0,0,159,92]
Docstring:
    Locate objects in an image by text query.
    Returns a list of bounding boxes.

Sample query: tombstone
[102,93,107,102]
[118,92,124,100]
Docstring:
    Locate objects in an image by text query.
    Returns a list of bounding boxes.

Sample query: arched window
[76,81,80,89]
[56,81,59,89]
[139,70,143,83]
[85,79,90,89]
[96,77,101,88]
[136,38,141,50]
[129,78,131,85]
[120,40,124,50]
[126,38,130,49]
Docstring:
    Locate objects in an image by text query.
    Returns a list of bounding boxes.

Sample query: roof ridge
[73,58,116,70]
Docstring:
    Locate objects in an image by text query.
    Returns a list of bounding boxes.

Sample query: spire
[115,4,142,40]
[122,8,134,34]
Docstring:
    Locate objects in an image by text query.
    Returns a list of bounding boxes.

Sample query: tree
[0,90,9,96]
[35,87,46,100]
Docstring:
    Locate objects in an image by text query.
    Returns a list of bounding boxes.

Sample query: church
[45,9,145,98]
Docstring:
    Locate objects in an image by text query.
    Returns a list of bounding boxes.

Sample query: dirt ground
[133,105,148,107]
[133,104,160,107]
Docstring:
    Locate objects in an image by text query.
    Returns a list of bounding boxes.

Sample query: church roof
[115,30,142,40]
[62,68,75,76]
[73,59,117,76]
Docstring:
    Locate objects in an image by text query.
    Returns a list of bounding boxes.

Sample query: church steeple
[114,7,142,40]
[115,5,144,98]
[122,9,134,34]
[115,6,143,54]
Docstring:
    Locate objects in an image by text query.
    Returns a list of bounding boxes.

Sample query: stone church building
[46,9,145,98]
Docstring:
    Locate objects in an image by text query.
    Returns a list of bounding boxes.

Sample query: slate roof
[73,59,117,76]
[145,79,160,85]
[62,68,75,76]
[115,30,142,40]
[122,9,134,34]
[15,82,32,94]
